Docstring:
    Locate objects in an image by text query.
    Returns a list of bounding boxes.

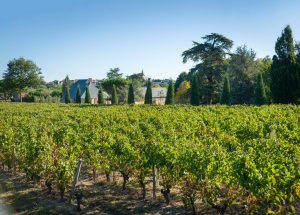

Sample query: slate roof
[62,79,109,102]
[70,80,90,99]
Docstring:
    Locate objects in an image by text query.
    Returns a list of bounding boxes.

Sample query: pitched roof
[69,79,109,100]
[70,80,88,99]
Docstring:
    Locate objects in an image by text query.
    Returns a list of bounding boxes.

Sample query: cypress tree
[255,73,267,105]
[165,80,174,105]
[271,25,298,103]
[75,85,81,103]
[98,85,104,105]
[127,83,135,104]
[190,75,200,105]
[144,79,152,104]
[62,75,70,97]
[111,84,118,105]
[85,85,91,103]
[221,76,231,105]
[65,87,71,104]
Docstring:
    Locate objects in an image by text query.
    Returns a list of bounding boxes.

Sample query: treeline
[176,25,300,105]
[1,25,299,105]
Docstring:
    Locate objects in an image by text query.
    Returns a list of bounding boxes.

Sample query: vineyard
[0,103,299,214]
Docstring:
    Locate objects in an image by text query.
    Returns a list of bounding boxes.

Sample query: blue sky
[1,0,300,81]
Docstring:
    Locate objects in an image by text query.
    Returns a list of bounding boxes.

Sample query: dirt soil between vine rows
[1,169,293,215]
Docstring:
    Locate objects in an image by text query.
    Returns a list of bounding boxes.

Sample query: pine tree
[190,75,200,105]
[111,84,118,105]
[271,25,298,103]
[75,85,81,103]
[182,33,233,104]
[255,73,267,105]
[85,85,91,103]
[165,80,174,105]
[65,87,71,104]
[127,83,135,104]
[98,85,104,105]
[144,79,152,104]
[221,76,230,105]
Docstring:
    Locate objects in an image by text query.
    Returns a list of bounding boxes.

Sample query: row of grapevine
[0,103,299,214]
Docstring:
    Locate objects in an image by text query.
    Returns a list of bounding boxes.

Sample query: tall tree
[144,79,152,104]
[62,75,70,97]
[102,77,128,104]
[165,80,175,105]
[175,81,191,104]
[84,85,91,103]
[255,73,267,105]
[98,85,104,105]
[271,25,299,103]
[229,45,257,104]
[65,87,71,104]
[256,57,272,102]
[182,33,233,104]
[126,71,145,102]
[174,72,188,93]
[190,75,200,105]
[107,68,123,79]
[2,58,43,102]
[75,85,81,103]
[111,84,118,105]
[221,76,230,105]
[127,83,135,104]
[296,42,300,102]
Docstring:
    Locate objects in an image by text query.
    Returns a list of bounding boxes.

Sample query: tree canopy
[107,68,123,79]
[190,75,200,105]
[127,71,146,102]
[271,25,299,103]
[228,45,257,104]
[2,58,43,101]
[182,33,233,104]
[174,72,188,93]
[111,84,118,105]
[175,81,190,104]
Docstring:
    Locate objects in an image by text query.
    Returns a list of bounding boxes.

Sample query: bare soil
[1,169,298,215]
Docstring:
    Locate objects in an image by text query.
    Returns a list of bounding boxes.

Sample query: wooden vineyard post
[152,165,157,200]
[69,159,83,203]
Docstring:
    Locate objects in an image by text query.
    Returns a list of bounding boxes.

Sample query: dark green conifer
[190,75,200,105]
[271,25,298,103]
[98,85,104,105]
[65,87,71,104]
[255,73,267,105]
[144,79,152,104]
[221,76,230,105]
[111,84,118,105]
[165,80,174,105]
[76,85,81,103]
[128,83,135,104]
[85,85,91,103]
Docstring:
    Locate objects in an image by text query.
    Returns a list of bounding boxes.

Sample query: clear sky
[1,0,300,82]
